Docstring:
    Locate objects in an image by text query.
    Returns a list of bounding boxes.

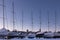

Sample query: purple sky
[0,0,60,32]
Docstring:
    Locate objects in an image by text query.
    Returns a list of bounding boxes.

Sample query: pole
[12,0,15,30]
[31,10,33,31]
[55,10,57,32]
[3,0,5,28]
[22,10,23,31]
[47,10,49,32]
[39,9,41,32]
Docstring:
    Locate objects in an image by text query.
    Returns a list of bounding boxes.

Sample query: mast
[39,9,41,32]
[47,10,49,32]
[6,10,8,30]
[2,0,5,28]
[22,10,23,31]
[12,0,15,30]
[31,10,33,31]
[55,10,57,32]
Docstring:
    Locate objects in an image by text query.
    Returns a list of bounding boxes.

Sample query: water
[0,38,60,40]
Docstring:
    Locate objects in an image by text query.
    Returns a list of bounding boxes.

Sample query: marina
[0,0,60,40]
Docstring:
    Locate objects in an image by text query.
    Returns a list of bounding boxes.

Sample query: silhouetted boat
[43,10,54,38]
[36,10,44,38]
[19,31,27,39]
[53,32,60,38]
[52,10,60,38]
[36,31,44,38]
[0,28,9,39]
[7,30,19,39]
[44,31,54,38]
[27,10,36,39]
[0,0,10,39]
[28,32,36,39]
[7,1,19,39]
[18,10,26,39]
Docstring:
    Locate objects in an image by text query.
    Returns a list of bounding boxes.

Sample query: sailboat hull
[53,33,60,38]
[36,34,44,38]
[19,36,25,39]
[43,32,54,38]
[27,33,35,39]
[7,36,19,39]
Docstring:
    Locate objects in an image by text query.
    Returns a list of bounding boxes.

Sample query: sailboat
[54,32,60,38]
[36,9,44,38]
[0,0,10,39]
[27,10,36,39]
[7,1,19,39]
[43,10,54,38]
[36,29,44,38]
[18,10,27,39]
[53,10,60,38]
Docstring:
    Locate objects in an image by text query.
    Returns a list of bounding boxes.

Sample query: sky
[0,0,60,32]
